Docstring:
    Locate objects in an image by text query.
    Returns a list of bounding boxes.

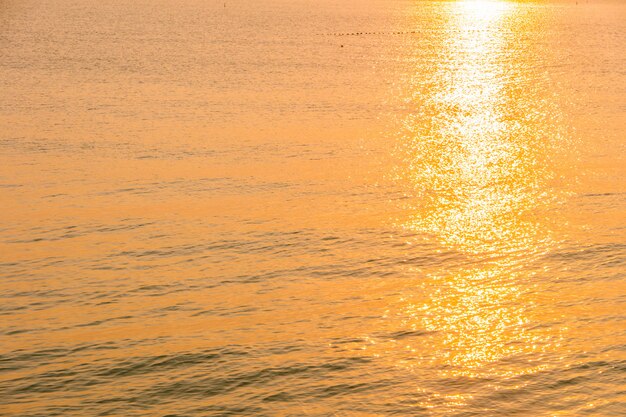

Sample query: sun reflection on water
[384,0,568,409]
[400,0,559,256]
[461,0,512,19]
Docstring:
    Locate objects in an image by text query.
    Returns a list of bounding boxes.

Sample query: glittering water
[1,0,625,415]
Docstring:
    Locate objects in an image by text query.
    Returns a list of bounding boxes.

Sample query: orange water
[1,0,625,415]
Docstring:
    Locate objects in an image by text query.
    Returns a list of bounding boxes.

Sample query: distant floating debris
[321,31,420,37]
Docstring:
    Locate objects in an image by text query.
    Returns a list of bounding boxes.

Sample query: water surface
[1,0,625,415]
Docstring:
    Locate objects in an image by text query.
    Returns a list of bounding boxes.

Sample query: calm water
[1,0,625,415]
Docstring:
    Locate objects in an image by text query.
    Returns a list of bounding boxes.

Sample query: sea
[0,0,624,415]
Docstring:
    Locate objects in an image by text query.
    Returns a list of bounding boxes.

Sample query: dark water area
[0,0,625,415]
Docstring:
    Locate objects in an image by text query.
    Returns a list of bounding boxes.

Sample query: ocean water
[0,0,625,415]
